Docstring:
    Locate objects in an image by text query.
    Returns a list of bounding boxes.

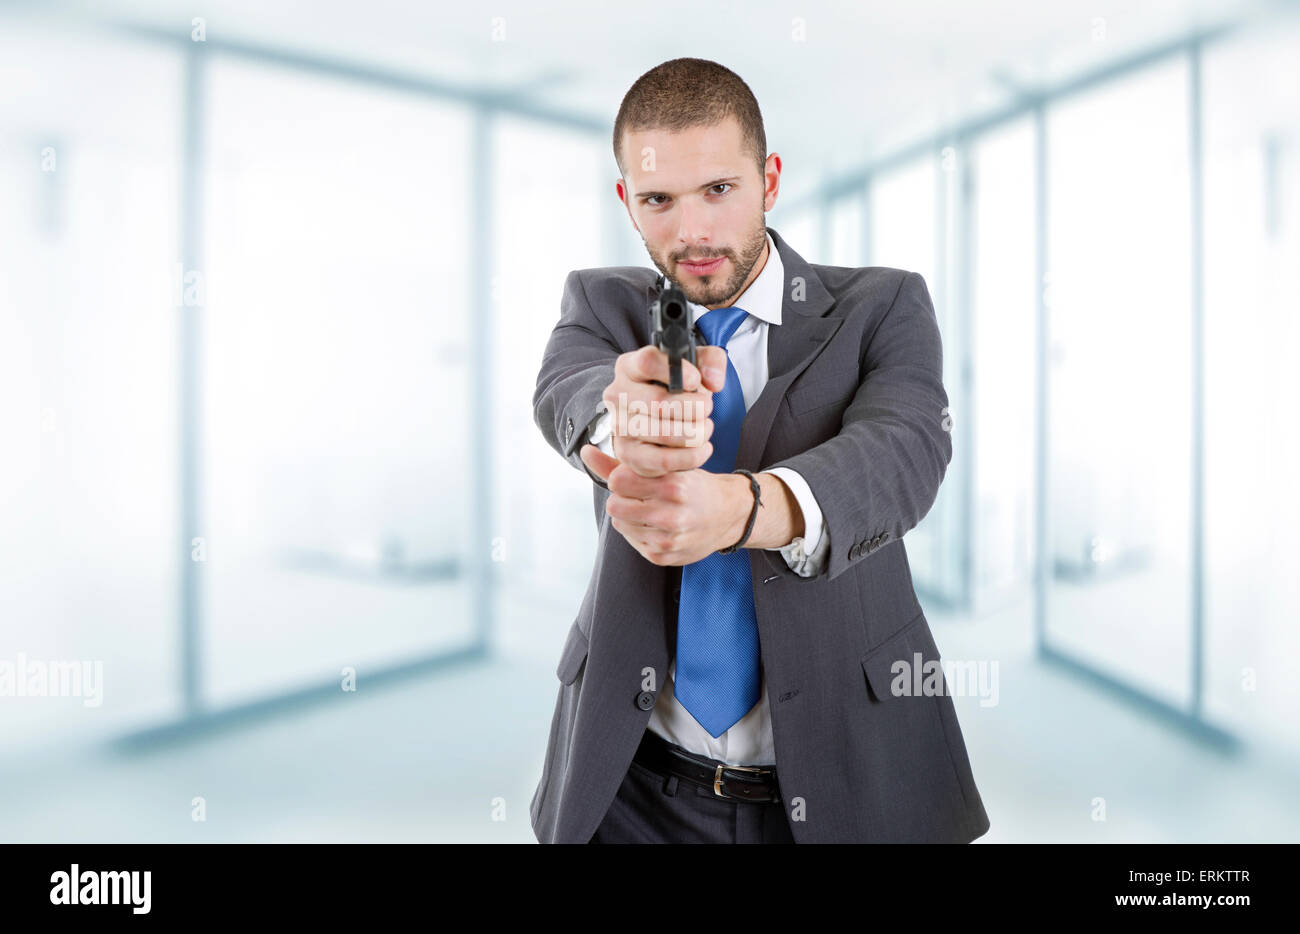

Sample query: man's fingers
[606,495,660,528]
[610,516,655,549]
[599,387,714,452]
[612,413,713,449]
[673,357,705,392]
[602,386,713,421]
[621,345,705,392]
[615,437,713,477]
[579,443,619,482]
[607,463,689,502]
[621,346,672,387]
[695,345,728,393]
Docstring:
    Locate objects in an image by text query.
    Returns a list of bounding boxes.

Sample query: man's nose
[675,199,711,250]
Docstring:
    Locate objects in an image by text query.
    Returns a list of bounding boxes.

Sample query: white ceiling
[15,0,1272,202]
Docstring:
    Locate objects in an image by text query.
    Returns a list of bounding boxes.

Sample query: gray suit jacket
[530,225,990,843]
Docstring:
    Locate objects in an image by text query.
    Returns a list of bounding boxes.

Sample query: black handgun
[648,275,697,393]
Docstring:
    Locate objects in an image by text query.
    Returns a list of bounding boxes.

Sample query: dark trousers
[589,735,796,844]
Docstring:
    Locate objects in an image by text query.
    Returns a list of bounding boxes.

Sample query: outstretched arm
[532,270,622,489]
[763,271,952,583]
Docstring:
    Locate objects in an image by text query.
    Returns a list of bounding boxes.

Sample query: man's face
[617,115,780,309]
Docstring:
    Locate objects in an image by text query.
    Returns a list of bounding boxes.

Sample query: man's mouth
[677,256,726,276]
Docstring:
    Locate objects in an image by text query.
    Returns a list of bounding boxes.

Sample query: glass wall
[0,26,182,745]
[827,191,865,266]
[970,118,1037,611]
[490,117,607,657]
[870,159,937,284]
[1043,56,1193,709]
[200,60,478,705]
[1202,19,1300,749]
[772,209,818,263]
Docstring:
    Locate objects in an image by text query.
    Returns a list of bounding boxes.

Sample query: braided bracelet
[718,468,763,554]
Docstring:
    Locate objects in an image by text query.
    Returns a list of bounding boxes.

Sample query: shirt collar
[688,229,783,329]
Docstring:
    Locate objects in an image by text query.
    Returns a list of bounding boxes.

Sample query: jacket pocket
[556,618,590,685]
[856,608,976,835]
[786,378,856,416]
[859,610,937,702]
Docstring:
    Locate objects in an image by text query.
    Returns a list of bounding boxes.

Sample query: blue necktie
[674,305,760,738]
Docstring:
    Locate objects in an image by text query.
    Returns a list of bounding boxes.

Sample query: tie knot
[696,306,749,348]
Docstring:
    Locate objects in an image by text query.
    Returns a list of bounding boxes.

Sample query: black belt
[634,728,781,804]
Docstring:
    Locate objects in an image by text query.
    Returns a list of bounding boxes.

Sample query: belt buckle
[712,763,770,800]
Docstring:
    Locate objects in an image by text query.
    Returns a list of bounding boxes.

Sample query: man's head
[613,58,781,309]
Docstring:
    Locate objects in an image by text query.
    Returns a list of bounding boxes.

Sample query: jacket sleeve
[532,270,622,491]
[762,271,952,583]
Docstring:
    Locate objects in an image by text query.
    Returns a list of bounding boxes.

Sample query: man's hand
[579,445,807,566]
[581,341,733,564]
[578,341,805,565]
[597,344,729,477]
[579,447,752,565]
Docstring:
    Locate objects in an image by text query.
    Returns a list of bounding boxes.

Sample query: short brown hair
[612,58,767,181]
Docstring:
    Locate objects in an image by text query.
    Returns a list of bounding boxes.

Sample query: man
[531,57,990,843]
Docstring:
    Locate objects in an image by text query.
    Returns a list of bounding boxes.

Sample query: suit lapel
[734,225,842,472]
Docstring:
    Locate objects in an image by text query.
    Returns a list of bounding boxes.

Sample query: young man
[531,57,990,843]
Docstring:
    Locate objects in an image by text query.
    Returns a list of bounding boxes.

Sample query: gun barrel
[650,281,696,392]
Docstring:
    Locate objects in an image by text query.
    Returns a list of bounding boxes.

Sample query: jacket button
[636,691,656,710]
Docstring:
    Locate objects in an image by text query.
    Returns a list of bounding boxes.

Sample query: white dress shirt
[587,230,830,765]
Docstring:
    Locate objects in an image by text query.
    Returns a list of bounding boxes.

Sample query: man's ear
[617,178,641,233]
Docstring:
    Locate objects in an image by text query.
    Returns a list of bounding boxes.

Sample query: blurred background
[1,0,1297,842]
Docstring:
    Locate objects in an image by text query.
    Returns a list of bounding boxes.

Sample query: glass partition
[970,118,1037,611]
[1043,56,1193,709]
[1202,20,1300,747]
[0,27,182,744]
[201,60,476,705]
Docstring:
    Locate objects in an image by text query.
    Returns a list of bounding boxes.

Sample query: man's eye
[646,195,668,207]
[710,183,733,195]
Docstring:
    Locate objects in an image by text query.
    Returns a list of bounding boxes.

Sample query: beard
[645,210,768,308]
